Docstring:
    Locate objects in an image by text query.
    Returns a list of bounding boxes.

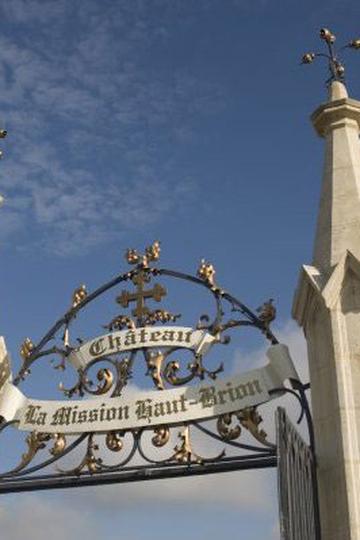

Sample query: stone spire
[293,80,360,540]
[312,80,360,272]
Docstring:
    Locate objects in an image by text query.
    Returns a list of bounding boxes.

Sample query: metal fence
[276,407,321,540]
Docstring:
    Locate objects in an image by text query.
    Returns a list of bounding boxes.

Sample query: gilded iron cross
[117,271,167,320]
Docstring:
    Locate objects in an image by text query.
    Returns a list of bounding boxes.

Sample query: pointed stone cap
[311,81,360,137]
[328,81,348,101]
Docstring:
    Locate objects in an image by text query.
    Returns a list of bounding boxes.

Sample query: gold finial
[125,241,161,268]
[301,28,360,85]
[126,248,141,265]
[20,338,35,360]
[145,240,161,263]
[197,259,217,288]
[72,284,87,308]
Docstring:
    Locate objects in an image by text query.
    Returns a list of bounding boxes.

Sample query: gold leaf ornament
[238,407,273,447]
[217,413,241,441]
[50,433,66,456]
[125,241,161,268]
[93,368,114,395]
[126,248,140,265]
[145,240,161,263]
[20,338,35,360]
[152,426,170,447]
[173,426,203,464]
[72,284,87,308]
[147,351,164,390]
[106,431,124,452]
[197,259,217,288]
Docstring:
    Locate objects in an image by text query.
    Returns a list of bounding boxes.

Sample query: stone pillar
[293,81,360,540]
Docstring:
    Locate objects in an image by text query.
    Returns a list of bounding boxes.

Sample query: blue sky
[0,0,359,538]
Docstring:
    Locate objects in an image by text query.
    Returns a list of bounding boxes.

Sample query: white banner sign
[0,335,299,434]
[68,327,216,369]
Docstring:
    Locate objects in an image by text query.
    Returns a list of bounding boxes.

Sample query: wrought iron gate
[276,407,321,540]
[0,242,321,540]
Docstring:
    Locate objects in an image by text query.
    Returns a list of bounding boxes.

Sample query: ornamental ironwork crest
[0,241,312,495]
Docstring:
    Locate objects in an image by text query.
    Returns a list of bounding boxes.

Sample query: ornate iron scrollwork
[0,241,310,493]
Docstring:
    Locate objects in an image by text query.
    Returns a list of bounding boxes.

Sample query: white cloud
[233,319,308,380]
[80,468,276,512]
[0,1,223,256]
[0,494,103,540]
[0,475,277,540]
[233,319,310,443]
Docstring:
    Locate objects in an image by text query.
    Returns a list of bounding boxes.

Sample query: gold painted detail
[126,248,141,265]
[59,366,114,398]
[152,426,170,447]
[20,338,35,360]
[58,435,100,475]
[93,368,114,395]
[59,357,130,398]
[146,350,223,390]
[125,240,161,268]
[197,259,217,288]
[165,356,223,386]
[143,310,180,325]
[238,407,271,446]
[106,431,124,452]
[72,284,87,308]
[217,413,241,441]
[50,433,67,456]
[21,432,51,469]
[104,315,136,331]
[172,425,225,464]
[58,431,130,476]
[173,426,203,464]
[217,407,273,448]
[146,351,164,390]
[11,431,66,474]
[163,358,197,387]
